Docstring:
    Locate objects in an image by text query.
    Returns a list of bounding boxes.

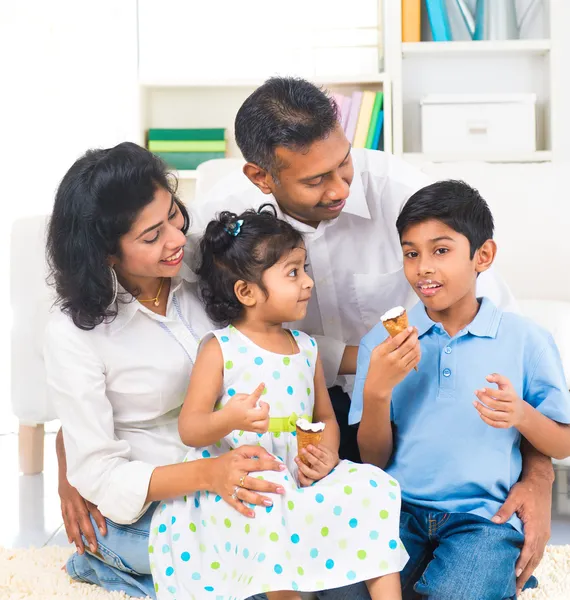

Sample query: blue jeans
[400,502,539,600]
[67,503,370,599]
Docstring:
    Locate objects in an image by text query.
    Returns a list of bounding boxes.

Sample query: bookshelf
[401,39,551,57]
[135,0,570,192]
[388,0,570,163]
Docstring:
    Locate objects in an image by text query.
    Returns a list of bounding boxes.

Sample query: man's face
[268,124,354,226]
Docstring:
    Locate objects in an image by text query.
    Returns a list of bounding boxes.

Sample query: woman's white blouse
[44,264,212,524]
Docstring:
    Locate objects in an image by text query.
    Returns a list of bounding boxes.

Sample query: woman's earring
[109,265,118,307]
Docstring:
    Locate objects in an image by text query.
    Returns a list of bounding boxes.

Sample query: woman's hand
[224,383,270,434]
[58,474,107,554]
[295,445,339,487]
[210,445,286,518]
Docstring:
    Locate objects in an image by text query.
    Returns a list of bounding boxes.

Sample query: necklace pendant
[154,299,160,307]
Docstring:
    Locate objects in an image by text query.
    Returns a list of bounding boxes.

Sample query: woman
[45,142,287,599]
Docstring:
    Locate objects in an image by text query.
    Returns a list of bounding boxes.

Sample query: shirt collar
[108,261,197,334]
[411,297,502,339]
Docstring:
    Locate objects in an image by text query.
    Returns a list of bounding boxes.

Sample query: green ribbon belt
[268,412,312,433]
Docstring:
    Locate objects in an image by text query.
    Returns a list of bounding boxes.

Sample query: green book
[365,92,384,149]
[154,151,226,170]
[148,128,225,141]
[148,140,226,153]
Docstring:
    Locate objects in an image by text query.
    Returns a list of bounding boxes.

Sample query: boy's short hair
[396,180,494,258]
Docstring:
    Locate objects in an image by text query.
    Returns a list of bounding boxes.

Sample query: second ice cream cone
[381,306,418,371]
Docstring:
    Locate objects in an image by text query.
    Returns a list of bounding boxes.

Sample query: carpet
[1,545,569,599]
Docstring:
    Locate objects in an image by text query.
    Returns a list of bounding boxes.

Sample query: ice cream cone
[381,306,418,371]
[296,419,325,466]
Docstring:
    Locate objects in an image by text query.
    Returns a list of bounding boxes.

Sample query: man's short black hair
[234,76,339,176]
[396,180,494,258]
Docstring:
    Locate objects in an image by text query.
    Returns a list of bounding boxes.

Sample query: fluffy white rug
[1,545,569,599]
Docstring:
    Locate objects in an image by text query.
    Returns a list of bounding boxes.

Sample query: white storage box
[421,93,536,155]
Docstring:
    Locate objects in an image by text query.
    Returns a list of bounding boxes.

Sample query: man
[193,76,554,595]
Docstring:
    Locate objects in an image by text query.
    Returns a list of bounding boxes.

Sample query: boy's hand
[473,374,526,429]
[295,444,339,487]
[364,327,420,399]
[224,383,270,434]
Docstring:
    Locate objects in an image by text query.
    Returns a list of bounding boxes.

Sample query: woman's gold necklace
[139,277,165,307]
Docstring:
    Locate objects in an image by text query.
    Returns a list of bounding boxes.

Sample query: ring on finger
[231,485,240,501]
[239,475,246,487]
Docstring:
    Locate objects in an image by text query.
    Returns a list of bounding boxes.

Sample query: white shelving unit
[386,0,570,163]
[135,0,570,193]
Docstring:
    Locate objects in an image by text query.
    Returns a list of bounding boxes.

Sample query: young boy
[349,180,570,600]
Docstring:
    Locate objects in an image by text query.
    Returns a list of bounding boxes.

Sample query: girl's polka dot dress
[150,325,408,599]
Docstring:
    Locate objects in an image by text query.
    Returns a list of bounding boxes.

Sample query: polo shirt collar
[410,297,502,339]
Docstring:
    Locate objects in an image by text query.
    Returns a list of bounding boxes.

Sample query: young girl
[149,209,407,600]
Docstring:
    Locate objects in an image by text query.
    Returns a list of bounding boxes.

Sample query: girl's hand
[474,373,526,429]
[364,327,420,400]
[224,383,270,433]
[210,446,286,518]
[295,444,339,487]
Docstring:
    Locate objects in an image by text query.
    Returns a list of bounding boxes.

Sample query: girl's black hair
[196,206,304,325]
[46,142,189,330]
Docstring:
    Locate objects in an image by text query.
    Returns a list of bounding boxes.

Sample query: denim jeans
[66,502,370,599]
[400,502,539,600]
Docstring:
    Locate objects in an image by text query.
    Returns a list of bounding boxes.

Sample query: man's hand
[474,373,526,429]
[364,327,420,399]
[492,475,552,594]
[224,383,269,433]
[295,444,339,487]
[59,475,107,555]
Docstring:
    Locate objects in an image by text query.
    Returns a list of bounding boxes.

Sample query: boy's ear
[234,279,257,307]
[474,239,497,274]
[243,162,273,195]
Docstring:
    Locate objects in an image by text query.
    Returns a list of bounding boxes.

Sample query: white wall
[1,1,139,428]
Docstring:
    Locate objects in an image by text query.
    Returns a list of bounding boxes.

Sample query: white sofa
[11,159,570,474]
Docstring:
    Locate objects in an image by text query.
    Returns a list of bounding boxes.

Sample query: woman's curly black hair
[46,142,189,330]
[196,206,304,325]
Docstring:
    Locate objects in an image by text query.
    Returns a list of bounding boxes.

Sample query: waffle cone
[383,310,418,372]
[296,426,323,466]
[382,312,409,337]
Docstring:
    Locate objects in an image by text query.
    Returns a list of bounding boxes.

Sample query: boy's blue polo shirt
[350,298,570,532]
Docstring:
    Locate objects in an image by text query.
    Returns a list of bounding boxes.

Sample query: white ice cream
[381,306,405,322]
[296,418,325,433]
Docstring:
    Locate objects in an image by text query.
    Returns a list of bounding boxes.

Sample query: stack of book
[333,91,384,150]
[147,129,226,170]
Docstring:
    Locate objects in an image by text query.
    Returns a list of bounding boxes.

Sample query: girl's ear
[234,279,257,307]
[474,239,497,274]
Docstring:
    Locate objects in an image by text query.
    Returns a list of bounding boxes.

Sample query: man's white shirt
[191,149,517,393]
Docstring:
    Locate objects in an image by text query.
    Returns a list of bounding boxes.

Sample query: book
[344,91,363,143]
[402,0,421,42]
[147,140,226,153]
[341,96,352,131]
[365,92,384,149]
[353,91,376,148]
[148,129,225,141]
[425,0,451,41]
[372,111,384,150]
[153,152,226,170]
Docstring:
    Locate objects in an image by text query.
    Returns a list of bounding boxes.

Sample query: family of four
[46,77,570,600]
